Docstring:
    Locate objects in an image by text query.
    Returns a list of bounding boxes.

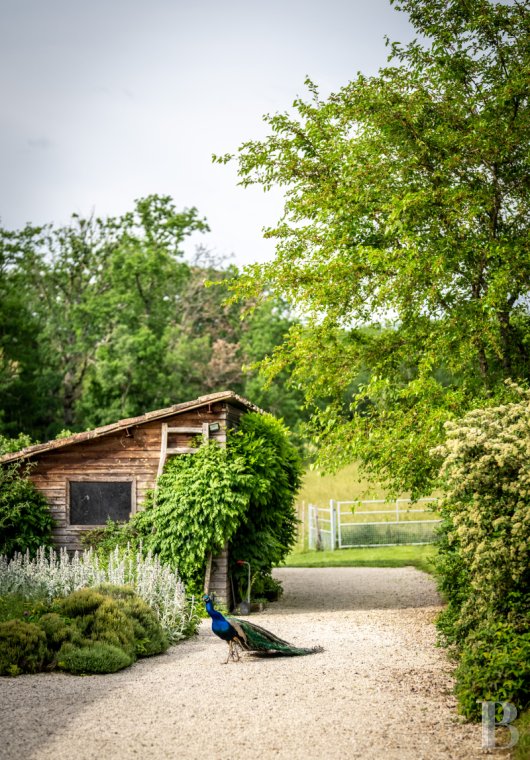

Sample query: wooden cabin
[0,391,262,606]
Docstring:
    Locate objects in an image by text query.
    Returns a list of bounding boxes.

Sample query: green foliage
[38,612,78,650]
[0,225,49,437]
[219,0,530,496]
[139,439,252,595]
[0,545,199,643]
[454,623,530,721]
[0,462,54,557]
[229,413,301,601]
[434,389,530,640]
[59,588,106,617]
[434,389,530,718]
[0,582,171,676]
[0,433,33,455]
[90,597,137,657]
[0,593,48,623]
[57,642,132,675]
[0,196,305,441]
[250,574,284,603]
[513,708,530,760]
[0,619,47,676]
[54,585,168,673]
[94,584,168,656]
[95,412,302,599]
[80,519,141,555]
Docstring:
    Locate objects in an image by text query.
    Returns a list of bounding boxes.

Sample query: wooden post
[203,552,213,595]
[315,507,322,551]
[157,423,168,478]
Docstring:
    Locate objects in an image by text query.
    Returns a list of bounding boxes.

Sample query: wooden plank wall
[28,403,229,552]
[208,546,231,607]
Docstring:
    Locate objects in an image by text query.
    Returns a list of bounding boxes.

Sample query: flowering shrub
[0,546,199,643]
[433,386,530,719]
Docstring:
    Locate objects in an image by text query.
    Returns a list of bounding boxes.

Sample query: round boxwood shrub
[96,584,168,656]
[56,585,168,672]
[57,641,132,674]
[0,619,48,676]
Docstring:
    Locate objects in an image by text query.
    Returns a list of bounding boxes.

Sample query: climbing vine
[229,412,301,601]
[90,413,301,598]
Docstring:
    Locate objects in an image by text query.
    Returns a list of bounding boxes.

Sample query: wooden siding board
[21,400,250,558]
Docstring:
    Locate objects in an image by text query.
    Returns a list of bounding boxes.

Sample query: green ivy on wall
[91,412,302,598]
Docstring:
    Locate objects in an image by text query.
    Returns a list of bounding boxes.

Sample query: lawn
[293,462,439,556]
[284,544,438,575]
[296,462,387,506]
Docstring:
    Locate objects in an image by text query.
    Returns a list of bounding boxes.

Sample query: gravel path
[0,567,485,759]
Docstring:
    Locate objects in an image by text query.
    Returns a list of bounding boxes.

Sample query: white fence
[308,498,440,550]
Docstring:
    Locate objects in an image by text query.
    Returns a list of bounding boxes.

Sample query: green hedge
[434,389,530,720]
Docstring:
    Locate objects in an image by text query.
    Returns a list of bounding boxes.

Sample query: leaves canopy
[0,195,304,441]
[219,0,530,495]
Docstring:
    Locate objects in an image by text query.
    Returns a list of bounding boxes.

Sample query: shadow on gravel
[0,641,198,760]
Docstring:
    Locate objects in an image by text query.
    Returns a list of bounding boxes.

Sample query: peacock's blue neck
[205,599,225,622]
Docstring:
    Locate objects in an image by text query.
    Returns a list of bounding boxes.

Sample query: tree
[0,196,209,437]
[0,225,51,436]
[77,197,208,427]
[0,198,307,441]
[218,0,530,495]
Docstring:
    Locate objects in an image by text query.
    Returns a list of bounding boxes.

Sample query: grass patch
[283,544,437,574]
[297,462,387,506]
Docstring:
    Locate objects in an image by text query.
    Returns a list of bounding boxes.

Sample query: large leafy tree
[77,197,208,427]
[0,196,306,441]
[219,0,530,495]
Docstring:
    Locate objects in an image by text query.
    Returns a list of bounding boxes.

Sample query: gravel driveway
[0,567,485,759]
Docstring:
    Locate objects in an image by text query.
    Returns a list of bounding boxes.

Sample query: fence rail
[308,498,440,550]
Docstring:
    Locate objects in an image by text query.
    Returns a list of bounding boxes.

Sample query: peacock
[203,594,323,663]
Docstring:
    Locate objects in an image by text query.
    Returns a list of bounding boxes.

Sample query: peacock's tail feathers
[228,616,323,657]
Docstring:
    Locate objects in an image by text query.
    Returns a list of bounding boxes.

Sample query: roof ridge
[0,391,263,464]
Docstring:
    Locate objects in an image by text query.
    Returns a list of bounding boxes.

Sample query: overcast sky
[1,0,415,266]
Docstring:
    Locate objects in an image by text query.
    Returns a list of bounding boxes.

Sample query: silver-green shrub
[0,545,199,643]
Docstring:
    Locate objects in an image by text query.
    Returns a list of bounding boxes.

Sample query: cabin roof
[0,391,262,464]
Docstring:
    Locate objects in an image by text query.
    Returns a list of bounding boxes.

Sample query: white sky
[0,0,415,266]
